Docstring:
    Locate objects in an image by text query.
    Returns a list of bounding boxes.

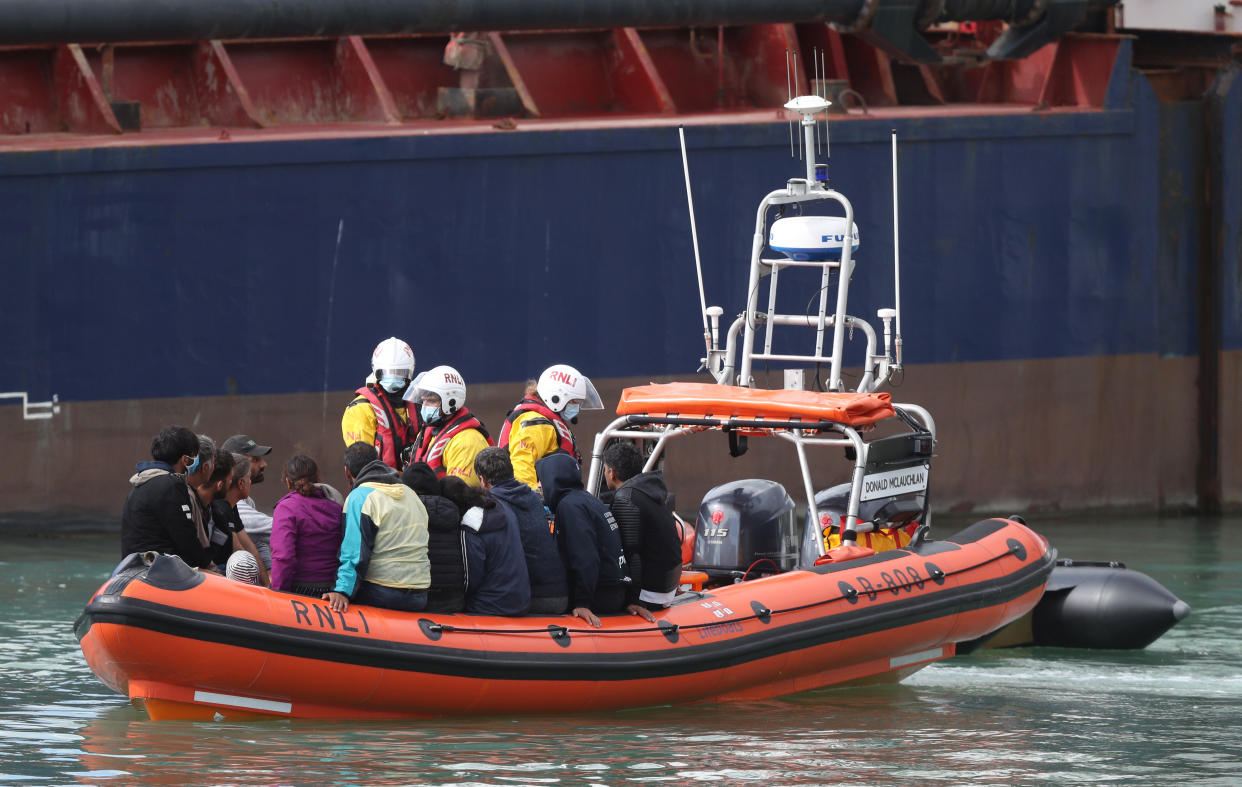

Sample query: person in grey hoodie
[121,426,215,569]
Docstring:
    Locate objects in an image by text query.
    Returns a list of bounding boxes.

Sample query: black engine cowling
[693,479,800,580]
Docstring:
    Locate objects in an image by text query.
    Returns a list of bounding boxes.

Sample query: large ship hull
[2,31,1239,518]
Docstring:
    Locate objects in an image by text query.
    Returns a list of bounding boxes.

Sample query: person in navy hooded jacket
[441,475,530,616]
[477,446,568,615]
[536,451,633,627]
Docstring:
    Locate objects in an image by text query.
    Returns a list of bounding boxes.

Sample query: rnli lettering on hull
[861,464,929,501]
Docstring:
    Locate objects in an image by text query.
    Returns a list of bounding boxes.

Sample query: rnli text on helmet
[550,370,578,387]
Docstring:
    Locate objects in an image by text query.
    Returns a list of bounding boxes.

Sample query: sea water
[1,516,1239,785]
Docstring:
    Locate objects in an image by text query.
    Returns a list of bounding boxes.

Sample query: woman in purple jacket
[269,454,345,595]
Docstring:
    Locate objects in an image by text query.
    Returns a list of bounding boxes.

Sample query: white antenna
[820,48,829,151]
[813,47,820,155]
[786,49,794,157]
[793,50,802,161]
[680,126,711,358]
[891,128,903,366]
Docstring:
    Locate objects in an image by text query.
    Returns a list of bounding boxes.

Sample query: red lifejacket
[411,407,493,477]
[497,397,577,459]
[353,385,417,470]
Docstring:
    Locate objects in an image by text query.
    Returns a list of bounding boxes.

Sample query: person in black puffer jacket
[402,461,467,612]
[475,447,569,615]
[536,452,631,627]
[602,442,683,612]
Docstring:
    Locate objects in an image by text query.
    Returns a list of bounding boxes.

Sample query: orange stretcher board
[616,383,895,428]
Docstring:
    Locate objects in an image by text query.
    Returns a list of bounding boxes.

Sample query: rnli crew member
[602,441,683,613]
[535,452,631,627]
[323,442,431,613]
[475,446,568,614]
[404,365,492,487]
[498,364,603,492]
[121,426,214,569]
[221,434,274,568]
[342,337,418,471]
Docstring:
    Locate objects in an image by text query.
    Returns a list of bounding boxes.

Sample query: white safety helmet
[371,337,415,394]
[536,364,603,414]
[405,365,467,415]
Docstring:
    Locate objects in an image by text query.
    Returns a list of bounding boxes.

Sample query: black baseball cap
[221,434,272,456]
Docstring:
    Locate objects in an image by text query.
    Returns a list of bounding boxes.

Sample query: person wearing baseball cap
[222,434,275,568]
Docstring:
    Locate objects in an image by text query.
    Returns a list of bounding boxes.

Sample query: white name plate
[861,464,928,502]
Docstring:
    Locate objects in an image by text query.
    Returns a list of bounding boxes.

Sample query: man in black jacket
[476,446,568,615]
[602,442,683,613]
[402,461,467,612]
[121,426,215,569]
[535,452,630,627]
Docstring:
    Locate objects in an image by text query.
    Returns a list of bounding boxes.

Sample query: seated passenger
[401,461,467,612]
[322,442,431,614]
[535,452,631,627]
[602,442,683,613]
[270,454,345,597]
[196,445,236,569]
[183,434,219,560]
[226,550,263,585]
[198,447,268,584]
[221,434,276,569]
[475,447,568,615]
[442,476,531,616]
[121,426,214,569]
[217,451,272,587]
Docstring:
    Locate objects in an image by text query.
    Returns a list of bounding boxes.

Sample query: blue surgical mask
[563,403,581,422]
[379,375,407,394]
[420,404,441,424]
[185,454,201,475]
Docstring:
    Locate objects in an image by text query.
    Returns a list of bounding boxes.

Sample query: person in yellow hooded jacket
[497,364,603,492]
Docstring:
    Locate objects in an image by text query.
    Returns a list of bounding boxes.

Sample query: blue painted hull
[3,75,1235,403]
[1,57,1240,518]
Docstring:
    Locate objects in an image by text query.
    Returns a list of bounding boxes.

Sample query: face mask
[420,404,441,424]
[563,403,581,423]
[185,454,201,475]
[379,375,407,394]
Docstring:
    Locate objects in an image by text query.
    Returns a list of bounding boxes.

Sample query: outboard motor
[797,432,932,567]
[694,479,800,581]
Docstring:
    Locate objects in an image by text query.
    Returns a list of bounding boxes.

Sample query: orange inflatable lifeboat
[77,518,1052,721]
